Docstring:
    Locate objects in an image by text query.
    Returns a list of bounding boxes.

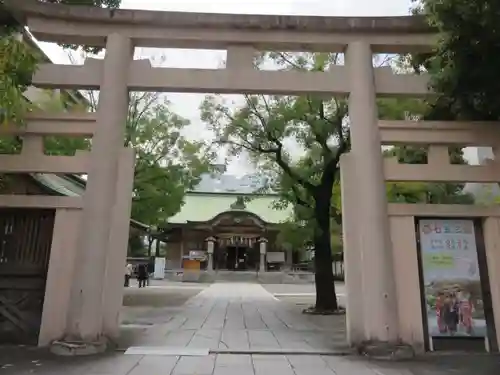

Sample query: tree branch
[217,139,277,155]
[305,97,331,155]
[244,95,280,142]
[273,142,317,193]
[131,92,159,123]
[275,52,303,70]
[290,184,312,209]
[126,92,160,146]
[244,96,318,193]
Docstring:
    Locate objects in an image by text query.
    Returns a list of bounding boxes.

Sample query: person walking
[137,263,148,288]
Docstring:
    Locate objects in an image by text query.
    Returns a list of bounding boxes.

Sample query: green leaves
[0,0,123,126]
[125,92,214,226]
[378,86,474,205]
[384,145,475,204]
[0,0,214,228]
[414,0,500,121]
[201,52,349,256]
[0,35,39,125]
[200,52,349,194]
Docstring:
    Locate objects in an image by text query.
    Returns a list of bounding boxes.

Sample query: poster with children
[418,219,487,338]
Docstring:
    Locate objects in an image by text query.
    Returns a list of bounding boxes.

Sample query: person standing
[458,291,474,334]
[436,293,446,334]
[147,257,154,286]
[124,263,133,287]
[443,293,459,335]
[137,263,148,288]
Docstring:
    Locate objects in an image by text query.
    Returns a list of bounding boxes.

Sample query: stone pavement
[127,282,347,352]
[1,282,499,375]
[2,347,499,375]
[0,350,407,375]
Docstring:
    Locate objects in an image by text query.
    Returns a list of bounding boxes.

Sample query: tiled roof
[30,173,149,231]
[168,193,292,224]
[192,173,270,194]
[168,171,288,224]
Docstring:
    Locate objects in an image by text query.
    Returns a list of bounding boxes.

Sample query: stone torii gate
[7,0,500,355]
[5,0,433,352]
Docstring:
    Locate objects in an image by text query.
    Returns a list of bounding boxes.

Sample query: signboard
[188,250,206,260]
[154,257,166,279]
[267,252,285,263]
[418,219,486,338]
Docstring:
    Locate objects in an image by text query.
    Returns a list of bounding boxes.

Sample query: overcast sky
[36,0,480,172]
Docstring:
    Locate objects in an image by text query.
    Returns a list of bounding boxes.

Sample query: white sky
[36,0,480,172]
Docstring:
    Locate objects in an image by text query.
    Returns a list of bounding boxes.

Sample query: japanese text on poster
[418,219,486,338]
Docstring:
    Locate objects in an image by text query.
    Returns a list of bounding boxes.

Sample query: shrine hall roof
[167,193,292,225]
[168,172,291,225]
[192,172,268,194]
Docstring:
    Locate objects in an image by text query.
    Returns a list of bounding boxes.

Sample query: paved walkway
[2,282,499,374]
[128,282,347,352]
[118,282,375,375]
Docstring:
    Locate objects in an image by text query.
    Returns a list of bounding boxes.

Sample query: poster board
[154,257,166,279]
[418,219,486,340]
[267,252,285,263]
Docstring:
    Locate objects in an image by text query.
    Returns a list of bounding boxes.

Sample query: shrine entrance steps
[163,270,316,284]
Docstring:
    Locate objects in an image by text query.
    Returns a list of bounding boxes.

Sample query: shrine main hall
[160,167,293,273]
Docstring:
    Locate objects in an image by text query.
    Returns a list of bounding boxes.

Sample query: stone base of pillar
[50,338,109,356]
[356,341,415,361]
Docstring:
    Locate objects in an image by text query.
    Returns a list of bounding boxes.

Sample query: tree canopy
[0,28,38,125]
[268,84,474,260]
[0,73,213,231]
[411,0,500,121]
[64,86,215,227]
[123,92,214,226]
[1,0,215,256]
[201,52,349,313]
[1,0,213,229]
[384,146,475,204]
[0,0,122,124]
[71,48,215,227]
[201,50,478,311]
[379,93,475,206]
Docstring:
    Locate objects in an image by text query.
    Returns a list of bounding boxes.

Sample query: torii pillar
[63,33,133,350]
[345,41,400,347]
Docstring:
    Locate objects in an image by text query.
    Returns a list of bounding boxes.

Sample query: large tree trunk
[155,239,161,257]
[147,237,153,258]
[312,185,338,312]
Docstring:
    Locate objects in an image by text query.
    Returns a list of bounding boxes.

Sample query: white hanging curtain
[217,235,258,247]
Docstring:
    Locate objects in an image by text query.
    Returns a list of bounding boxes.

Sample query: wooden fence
[0,208,55,344]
